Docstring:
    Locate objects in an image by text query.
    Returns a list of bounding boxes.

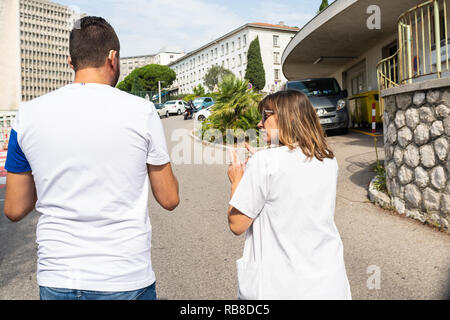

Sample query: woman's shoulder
[251,147,285,163]
[252,146,338,165]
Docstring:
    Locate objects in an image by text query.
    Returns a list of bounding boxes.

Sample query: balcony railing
[377,0,450,92]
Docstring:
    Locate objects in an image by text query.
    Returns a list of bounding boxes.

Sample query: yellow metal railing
[377,0,450,90]
[377,49,400,90]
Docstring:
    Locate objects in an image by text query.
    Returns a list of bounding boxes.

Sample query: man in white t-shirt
[4,16,180,300]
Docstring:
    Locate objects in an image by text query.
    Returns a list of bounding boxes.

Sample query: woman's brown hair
[258,90,335,162]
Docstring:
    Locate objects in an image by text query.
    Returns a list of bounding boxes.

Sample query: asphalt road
[0,115,449,300]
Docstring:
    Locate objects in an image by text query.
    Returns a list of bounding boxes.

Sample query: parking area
[0,115,449,300]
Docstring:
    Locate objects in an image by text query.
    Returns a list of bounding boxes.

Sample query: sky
[56,0,333,57]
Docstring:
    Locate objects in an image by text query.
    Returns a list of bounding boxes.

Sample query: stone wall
[383,86,450,231]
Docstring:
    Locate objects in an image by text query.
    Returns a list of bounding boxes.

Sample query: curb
[368,178,392,209]
[368,178,450,233]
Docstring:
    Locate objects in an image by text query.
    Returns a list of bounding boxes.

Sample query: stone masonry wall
[383,87,450,231]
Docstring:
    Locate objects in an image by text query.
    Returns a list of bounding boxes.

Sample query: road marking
[349,128,383,137]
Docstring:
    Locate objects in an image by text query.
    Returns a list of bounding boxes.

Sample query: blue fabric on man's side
[5,129,32,173]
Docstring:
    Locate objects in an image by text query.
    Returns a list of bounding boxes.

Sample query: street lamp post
[158,80,167,104]
[158,81,162,104]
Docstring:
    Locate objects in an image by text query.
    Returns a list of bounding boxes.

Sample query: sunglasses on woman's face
[262,109,275,127]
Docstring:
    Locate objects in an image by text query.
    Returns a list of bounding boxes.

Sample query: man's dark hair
[69,16,120,71]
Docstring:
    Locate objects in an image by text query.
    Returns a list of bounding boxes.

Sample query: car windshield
[193,98,204,106]
[165,101,176,105]
[287,79,340,97]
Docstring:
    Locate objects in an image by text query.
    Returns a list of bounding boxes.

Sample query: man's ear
[68,56,75,71]
[108,50,119,68]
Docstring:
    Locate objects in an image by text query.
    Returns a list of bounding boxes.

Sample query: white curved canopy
[282,0,424,80]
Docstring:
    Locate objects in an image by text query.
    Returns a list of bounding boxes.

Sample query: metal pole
[407,25,413,83]
[372,102,377,134]
[398,23,404,83]
[158,81,161,104]
[434,0,442,78]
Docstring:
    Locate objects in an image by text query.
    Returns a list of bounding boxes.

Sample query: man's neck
[73,68,112,86]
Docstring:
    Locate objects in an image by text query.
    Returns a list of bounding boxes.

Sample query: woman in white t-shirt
[227,90,352,300]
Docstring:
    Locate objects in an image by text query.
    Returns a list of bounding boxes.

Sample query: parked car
[154,103,169,118]
[164,100,189,115]
[193,97,214,111]
[195,105,214,122]
[284,78,349,133]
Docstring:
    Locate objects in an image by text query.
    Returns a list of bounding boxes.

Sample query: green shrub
[202,75,262,142]
[372,162,387,193]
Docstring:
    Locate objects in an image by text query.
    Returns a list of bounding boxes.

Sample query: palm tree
[203,75,262,137]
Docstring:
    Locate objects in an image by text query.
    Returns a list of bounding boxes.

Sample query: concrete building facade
[119,50,185,83]
[0,0,22,112]
[19,0,80,102]
[168,23,299,94]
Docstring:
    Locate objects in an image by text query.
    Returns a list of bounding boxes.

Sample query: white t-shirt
[230,146,352,300]
[12,83,170,292]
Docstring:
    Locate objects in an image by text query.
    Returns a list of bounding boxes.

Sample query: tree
[193,84,206,97]
[318,0,329,13]
[245,37,266,91]
[203,75,262,135]
[117,64,176,92]
[203,65,233,91]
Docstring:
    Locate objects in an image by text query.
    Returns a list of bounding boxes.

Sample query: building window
[273,35,280,47]
[274,69,281,81]
[243,35,247,47]
[239,54,242,66]
[226,43,229,55]
[273,52,280,64]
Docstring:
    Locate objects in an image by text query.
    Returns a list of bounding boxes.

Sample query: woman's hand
[228,149,245,186]
[227,148,255,236]
[244,143,256,165]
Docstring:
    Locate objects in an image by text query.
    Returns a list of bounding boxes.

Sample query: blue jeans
[39,282,157,300]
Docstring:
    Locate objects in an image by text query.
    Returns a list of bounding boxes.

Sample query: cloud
[104,0,245,56]
[56,0,324,56]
